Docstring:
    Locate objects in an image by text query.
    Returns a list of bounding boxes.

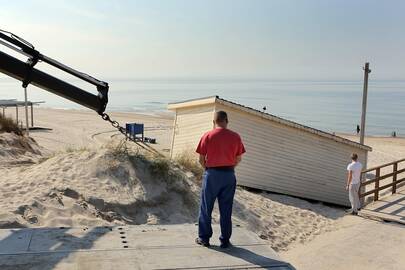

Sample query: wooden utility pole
[360,62,371,145]
[30,104,34,127]
[24,87,29,135]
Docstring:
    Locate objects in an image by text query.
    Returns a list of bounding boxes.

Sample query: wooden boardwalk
[0,224,294,270]
[359,158,405,225]
[360,188,405,225]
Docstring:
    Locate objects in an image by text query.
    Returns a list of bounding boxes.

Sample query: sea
[1,78,404,136]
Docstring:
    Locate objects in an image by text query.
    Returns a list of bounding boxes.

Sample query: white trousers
[349,183,361,211]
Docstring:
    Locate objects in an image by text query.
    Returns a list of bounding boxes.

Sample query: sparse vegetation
[175,150,204,181]
[65,146,90,153]
[0,114,22,135]
[105,139,131,158]
[149,158,171,178]
[104,140,170,177]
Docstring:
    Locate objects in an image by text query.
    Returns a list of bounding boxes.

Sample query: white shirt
[347,161,363,185]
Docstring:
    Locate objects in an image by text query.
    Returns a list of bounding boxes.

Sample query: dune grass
[175,151,203,181]
[0,114,22,135]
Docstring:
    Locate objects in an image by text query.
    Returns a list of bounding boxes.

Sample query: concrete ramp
[0,224,294,270]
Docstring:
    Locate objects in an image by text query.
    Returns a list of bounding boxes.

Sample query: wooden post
[24,87,29,135]
[360,62,371,145]
[30,104,34,127]
[392,162,398,194]
[374,167,380,201]
[2,107,4,117]
[15,106,18,123]
[169,111,178,159]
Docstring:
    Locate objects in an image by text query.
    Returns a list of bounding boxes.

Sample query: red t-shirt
[196,127,246,167]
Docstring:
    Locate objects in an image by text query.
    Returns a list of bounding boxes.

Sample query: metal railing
[359,158,405,202]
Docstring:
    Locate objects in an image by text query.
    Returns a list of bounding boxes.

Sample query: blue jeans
[198,168,236,243]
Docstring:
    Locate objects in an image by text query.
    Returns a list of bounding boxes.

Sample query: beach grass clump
[175,151,203,181]
[65,146,91,153]
[149,157,171,178]
[0,114,22,135]
[105,140,130,158]
[103,140,189,187]
[104,140,169,176]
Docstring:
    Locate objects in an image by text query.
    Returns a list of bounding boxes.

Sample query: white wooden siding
[215,103,367,206]
[170,104,215,159]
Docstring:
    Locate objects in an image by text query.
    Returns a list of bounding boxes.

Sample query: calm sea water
[1,79,404,136]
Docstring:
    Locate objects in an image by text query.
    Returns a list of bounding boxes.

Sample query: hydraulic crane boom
[0,30,162,155]
[0,30,108,114]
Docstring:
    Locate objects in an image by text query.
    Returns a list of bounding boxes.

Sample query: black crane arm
[0,30,108,114]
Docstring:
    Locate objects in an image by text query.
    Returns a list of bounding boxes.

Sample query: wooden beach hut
[168,96,372,206]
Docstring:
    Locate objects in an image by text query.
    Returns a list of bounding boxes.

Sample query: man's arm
[235,155,242,166]
[199,154,206,168]
[346,170,352,190]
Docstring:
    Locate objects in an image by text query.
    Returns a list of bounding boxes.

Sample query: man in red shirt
[195,110,246,248]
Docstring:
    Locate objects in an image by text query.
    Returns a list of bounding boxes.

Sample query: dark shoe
[345,209,356,215]
[195,238,210,247]
[220,241,231,249]
[351,211,358,216]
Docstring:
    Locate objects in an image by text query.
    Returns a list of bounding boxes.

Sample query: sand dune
[0,132,343,251]
[0,133,42,166]
[1,108,404,254]
[0,139,199,228]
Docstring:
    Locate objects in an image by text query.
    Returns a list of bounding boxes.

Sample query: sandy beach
[1,108,405,269]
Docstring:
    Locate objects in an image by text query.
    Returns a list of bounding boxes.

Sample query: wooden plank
[374,168,380,201]
[361,168,405,186]
[359,177,405,198]
[362,159,405,173]
[393,163,398,194]
[360,209,405,225]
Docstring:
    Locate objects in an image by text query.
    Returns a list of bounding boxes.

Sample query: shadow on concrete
[214,245,296,269]
[0,226,111,270]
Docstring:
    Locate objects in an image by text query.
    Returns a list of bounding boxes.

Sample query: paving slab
[0,224,294,270]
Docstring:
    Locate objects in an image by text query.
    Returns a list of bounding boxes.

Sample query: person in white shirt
[346,153,363,215]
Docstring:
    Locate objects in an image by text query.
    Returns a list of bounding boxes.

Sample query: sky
[1,0,405,81]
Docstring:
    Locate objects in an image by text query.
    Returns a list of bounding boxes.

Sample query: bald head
[214,111,228,128]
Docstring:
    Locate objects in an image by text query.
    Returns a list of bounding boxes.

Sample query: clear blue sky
[1,0,404,80]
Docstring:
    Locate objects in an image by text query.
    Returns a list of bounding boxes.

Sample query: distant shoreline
[2,79,405,136]
[37,106,175,119]
[29,107,402,138]
[336,132,405,139]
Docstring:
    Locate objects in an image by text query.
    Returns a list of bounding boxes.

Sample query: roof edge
[168,96,372,152]
[216,98,372,152]
[167,96,217,110]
